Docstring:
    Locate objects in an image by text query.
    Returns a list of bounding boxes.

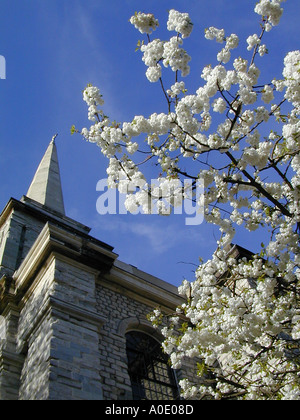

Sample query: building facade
[0,139,196,400]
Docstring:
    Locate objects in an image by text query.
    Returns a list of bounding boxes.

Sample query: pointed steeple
[26,135,66,215]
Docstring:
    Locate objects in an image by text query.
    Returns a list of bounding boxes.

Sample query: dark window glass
[126,331,180,400]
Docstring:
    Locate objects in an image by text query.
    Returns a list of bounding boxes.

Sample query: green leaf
[197,361,208,377]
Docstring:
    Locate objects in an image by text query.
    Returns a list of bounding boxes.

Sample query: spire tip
[51,134,58,145]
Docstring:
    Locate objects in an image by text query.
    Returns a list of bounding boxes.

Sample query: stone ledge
[13,222,118,299]
[49,296,106,330]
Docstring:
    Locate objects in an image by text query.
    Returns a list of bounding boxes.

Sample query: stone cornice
[12,222,118,300]
[100,261,183,312]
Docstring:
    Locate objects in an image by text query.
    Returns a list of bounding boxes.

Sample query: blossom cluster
[129,12,159,34]
[254,0,286,28]
[170,248,300,400]
[283,50,300,111]
[167,9,193,39]
[80,2,300,400]
[135,10,193,82]
[205,27,240,65]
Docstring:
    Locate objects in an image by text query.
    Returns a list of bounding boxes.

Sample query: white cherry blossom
[79,5,300,400]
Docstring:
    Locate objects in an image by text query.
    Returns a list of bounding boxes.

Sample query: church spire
[26,136,66,215]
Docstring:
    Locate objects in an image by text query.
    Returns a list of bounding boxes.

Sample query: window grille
[126,331,180,400]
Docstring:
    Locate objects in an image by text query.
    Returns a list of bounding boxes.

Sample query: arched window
[126,331,180,400]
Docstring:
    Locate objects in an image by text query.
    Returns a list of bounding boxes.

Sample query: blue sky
[0,0,299,286]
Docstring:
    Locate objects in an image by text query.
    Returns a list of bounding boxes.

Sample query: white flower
[217,48,231,64]
[125,195,139,214]
[83,86,105,121]
[254,0,284,27]
[212,98,227,114]
[163,37,191,76]
[146,65,162,83]
[238,87,257,105]
[233,57,248,73]
[255,106,270,123]
[83,85,104,107]
[205,27,225,43]
[282,121,300,150]
[262,85,274,103]
[126,142,139,154]
[248,64,261,85]
[292,318,300,340]
[242,141,272,169]
[167,81,186,98]
[283,50,300,106]
[220,70,239,91]
[167,9,193,39]
[247,34,261,51]
[130,12,159,34]
[141,39,164,67]
[226,34,239,50]
[283,50,300,80]
[258,44,268,56]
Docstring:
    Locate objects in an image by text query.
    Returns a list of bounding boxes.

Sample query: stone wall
[96,283,152,400]
[17,254,105,400]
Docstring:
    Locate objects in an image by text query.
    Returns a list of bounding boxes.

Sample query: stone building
[0,138,196,400]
